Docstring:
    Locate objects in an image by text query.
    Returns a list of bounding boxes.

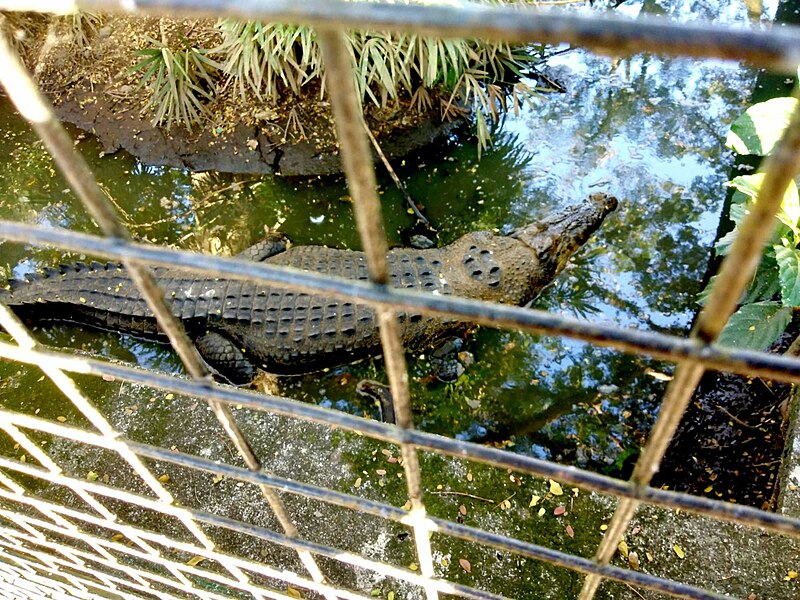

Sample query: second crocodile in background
[1,193,618,384]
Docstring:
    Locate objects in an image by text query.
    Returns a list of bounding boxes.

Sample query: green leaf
[729,201,748,226]
[741,253,780,304]
[714,228,738,256]
[718,301,792,350]
[728,173,800,235]
[729,175,761,200]
[775,245,800,306]
[697,273,718,305]
[726,97,800,155]
[700,255,780,306]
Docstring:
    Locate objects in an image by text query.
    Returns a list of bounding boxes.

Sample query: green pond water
[0,2,760,476]
[0,0,786,596]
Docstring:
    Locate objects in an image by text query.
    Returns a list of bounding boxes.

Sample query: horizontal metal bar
[23,0,799,73]
[4,220,800,385]
[3,350,800,543]
[127,429,800,542]
[0,483,492,600]
[0,466,731,600]
[0,547,98,600]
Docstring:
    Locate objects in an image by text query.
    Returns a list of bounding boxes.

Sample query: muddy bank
[655,357,790,509]
[54,82,463,175]
[22,14,464,176]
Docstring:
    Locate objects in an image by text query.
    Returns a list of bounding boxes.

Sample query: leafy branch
[703,72,800,350]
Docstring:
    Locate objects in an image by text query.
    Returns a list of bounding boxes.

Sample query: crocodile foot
[237,232,291,261]
[195,331,256,385]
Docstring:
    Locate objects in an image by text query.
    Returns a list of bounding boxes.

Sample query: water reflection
[0,0,766,474]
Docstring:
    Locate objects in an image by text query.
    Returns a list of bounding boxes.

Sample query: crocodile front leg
[194,331,256,385]
[237,232,290,262]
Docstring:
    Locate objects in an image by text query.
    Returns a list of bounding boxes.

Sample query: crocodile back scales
[4,246,460,373]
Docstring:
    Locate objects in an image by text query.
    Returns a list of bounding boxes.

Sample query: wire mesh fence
[0,1,798,600]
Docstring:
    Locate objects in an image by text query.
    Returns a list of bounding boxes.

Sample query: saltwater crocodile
[1,193,617,383]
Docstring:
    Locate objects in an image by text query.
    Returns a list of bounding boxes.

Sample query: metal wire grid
[0,1,796,599]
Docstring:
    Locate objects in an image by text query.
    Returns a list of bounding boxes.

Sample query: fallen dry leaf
[673,544,685,559]
[553,505,566,516]
[459,558,471,573]
[565,525,574,538]
[287,586,303,599]
[549,480,564,496]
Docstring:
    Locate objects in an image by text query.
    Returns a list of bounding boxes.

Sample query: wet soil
[655,329,795,509]
[53,82,462,176]
[22,14,460,175]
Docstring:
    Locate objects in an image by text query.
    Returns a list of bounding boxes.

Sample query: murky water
[0,0,767,479]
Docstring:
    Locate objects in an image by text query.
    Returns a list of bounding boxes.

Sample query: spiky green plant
[215,21,321,101]
[214,1,547,153]
[129,34,222,130]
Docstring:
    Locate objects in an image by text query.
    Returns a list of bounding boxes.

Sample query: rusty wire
[578,98,800,600]
[8,0,800,72]
[0,1,797,600]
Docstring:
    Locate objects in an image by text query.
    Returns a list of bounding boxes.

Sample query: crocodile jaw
[511,193,618,282]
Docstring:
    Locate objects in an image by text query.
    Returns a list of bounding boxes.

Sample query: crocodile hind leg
[194,331,256,385]
[237,232,290,262]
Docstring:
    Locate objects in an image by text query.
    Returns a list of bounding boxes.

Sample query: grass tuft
[129,1,553,151]
[212,0,548,152]
[129,33,222,130]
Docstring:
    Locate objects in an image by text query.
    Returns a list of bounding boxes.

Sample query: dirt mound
[25,14,458,175]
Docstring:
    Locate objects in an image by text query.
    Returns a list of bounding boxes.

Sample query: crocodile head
[510,192,619,283]
[446,193,618,306]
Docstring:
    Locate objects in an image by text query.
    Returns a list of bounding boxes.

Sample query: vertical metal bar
[579,99,800,600]
[316,29,438,600]
[0,22,334,598]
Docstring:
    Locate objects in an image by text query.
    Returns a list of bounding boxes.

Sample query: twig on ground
[363,122,433,229]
